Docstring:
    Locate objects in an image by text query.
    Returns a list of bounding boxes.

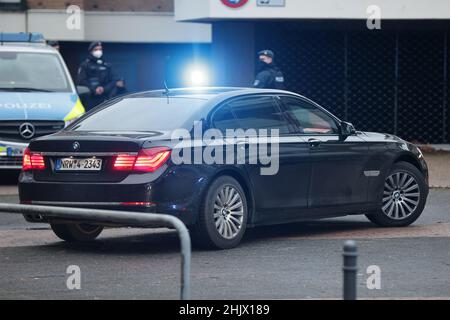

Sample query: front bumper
[0,140,27,169]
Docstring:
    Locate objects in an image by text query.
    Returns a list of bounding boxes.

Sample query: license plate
[56,158,103,172]
[0,146,23,157]
[8,147,24,157]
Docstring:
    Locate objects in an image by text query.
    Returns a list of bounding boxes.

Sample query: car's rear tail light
[113,155,136,171]
[134,147,172,172]
[22,148,31,171]
[113,147,171,173]
[22,148,46,171]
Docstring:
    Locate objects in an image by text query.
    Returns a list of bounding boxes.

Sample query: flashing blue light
[184,64,210,87]
[0,33,45,44]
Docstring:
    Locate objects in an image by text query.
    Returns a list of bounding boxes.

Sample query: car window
[70,97,206,132]
[228,96,290,134]
[0,52,71,92]
[211,104,240,133]
[280,97,339,134]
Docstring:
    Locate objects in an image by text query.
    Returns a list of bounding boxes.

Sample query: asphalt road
[0,173,449,300]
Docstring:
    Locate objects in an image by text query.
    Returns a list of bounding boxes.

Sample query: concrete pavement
[0,189,449,300]
[424,152,450,188]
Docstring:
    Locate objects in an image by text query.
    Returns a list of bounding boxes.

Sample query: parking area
[0,169,449,299]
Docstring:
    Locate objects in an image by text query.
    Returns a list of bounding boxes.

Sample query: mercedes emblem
[19,123,36,140]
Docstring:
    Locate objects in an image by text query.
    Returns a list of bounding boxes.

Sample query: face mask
[257,60,268,71]
[92,50,103,59]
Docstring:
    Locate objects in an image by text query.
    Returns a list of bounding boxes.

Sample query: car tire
[191,176,248,250]
[366,161,428,227]
[50,223,103,242]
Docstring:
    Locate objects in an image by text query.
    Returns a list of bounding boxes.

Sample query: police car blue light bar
[0,33,45,44]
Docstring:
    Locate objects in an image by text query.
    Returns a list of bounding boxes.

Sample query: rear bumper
[19,171,205,226]
[21,201,160,225]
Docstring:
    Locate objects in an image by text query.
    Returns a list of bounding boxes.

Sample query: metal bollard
[343,240,358,300]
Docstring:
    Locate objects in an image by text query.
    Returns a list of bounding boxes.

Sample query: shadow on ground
[25,219,376,256]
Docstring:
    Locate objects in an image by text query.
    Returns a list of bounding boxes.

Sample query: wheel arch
[393,153,423,173]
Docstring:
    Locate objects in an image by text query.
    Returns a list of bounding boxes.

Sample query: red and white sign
[220,0,249,9]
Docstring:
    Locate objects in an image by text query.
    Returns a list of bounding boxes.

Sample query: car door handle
[308,138,322,148]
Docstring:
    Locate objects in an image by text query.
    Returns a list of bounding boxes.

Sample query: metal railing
[0,203,191,300]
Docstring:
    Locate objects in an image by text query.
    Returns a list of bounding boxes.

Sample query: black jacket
[77,55,119,98]
[253,63,285,90]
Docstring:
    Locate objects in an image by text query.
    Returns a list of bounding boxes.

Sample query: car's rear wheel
[366,162,427,227]
[191,176,248,250]
[50,223,103,242]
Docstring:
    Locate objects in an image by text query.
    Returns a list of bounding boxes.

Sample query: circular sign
[221,0,249,9]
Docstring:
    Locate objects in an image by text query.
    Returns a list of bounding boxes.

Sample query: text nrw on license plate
[56,158,102,171]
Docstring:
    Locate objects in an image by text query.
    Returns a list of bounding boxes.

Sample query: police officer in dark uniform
[253,50,285,90]
[47,40,60,51]
[77,42,125,111]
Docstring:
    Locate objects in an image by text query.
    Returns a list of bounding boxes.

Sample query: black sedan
[19,88,429,249]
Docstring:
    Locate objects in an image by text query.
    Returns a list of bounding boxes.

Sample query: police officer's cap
[47,40,59,47]
[88,41,102,52]
[258,50,275,59]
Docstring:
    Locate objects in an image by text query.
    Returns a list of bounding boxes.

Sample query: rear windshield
[71,97,207,132]
[0,52,71,92]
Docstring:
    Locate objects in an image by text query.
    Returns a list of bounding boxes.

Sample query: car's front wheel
[366,161,428,227]
[191,176,248,250]
[50,223,104,242]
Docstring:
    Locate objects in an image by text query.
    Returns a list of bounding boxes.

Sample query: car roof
[0,43,57,54]
[115,87,306,122]
[127,87,300,101]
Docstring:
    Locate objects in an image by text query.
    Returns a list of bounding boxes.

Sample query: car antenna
[164,80,170,95]
[163,55,171,103]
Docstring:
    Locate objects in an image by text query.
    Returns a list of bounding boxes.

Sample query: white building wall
[27,10,85,40]
[175,0,450,21]
[84,12,211,43]
[0,10,211,43]
[0,12,26,32]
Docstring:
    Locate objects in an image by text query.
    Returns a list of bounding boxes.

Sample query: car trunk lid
[30,131,168,182]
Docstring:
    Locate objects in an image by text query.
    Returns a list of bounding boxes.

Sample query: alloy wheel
[382,172,421,220]
[213,185,244,240]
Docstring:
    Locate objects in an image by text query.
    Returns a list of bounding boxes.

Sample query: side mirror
[76,85,90,97]
[340,122,356,137]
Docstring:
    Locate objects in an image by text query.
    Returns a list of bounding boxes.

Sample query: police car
[0,33,85,170]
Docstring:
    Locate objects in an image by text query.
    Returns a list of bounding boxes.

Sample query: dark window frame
[209,94,296,136]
